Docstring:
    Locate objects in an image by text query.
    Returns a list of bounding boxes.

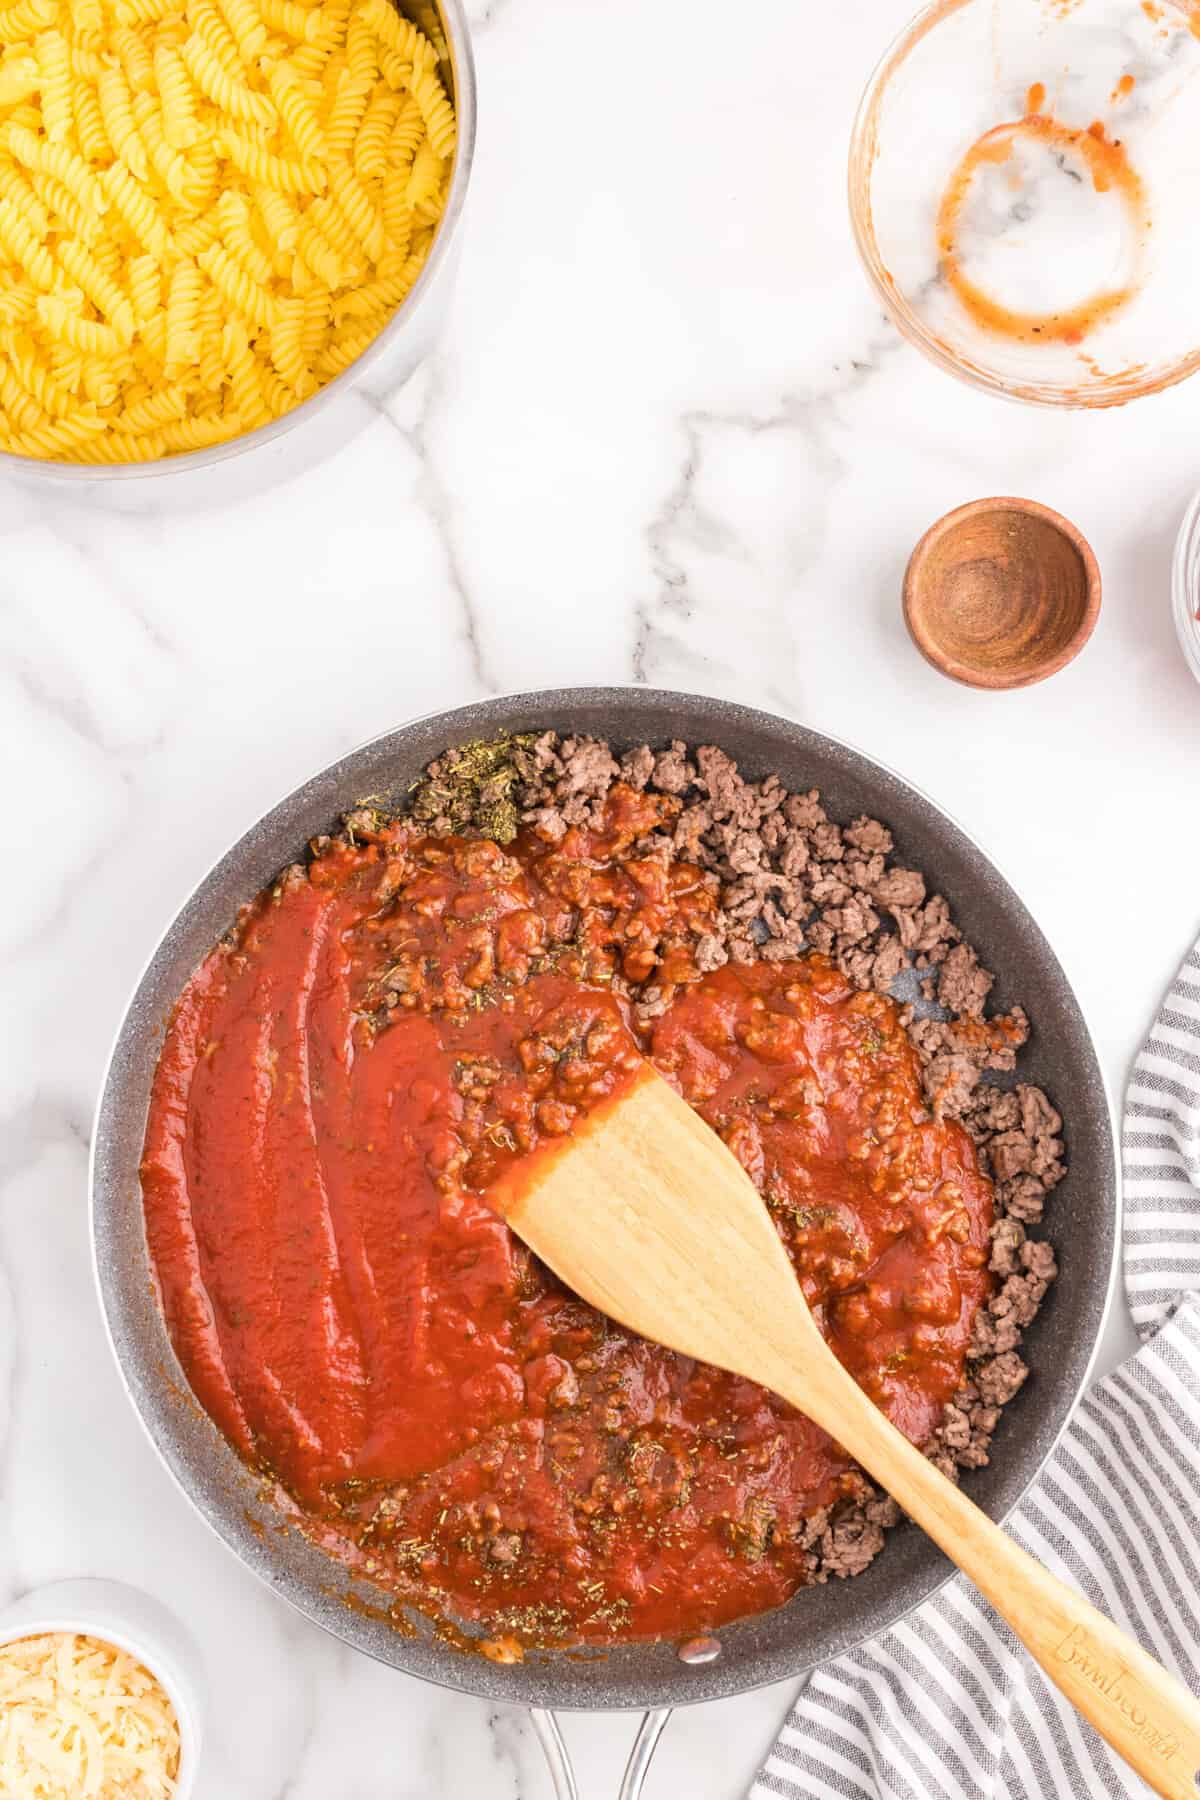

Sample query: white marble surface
[3,0,1200,1792]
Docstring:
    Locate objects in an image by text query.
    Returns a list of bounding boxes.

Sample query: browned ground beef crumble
[408,733,1064,1583]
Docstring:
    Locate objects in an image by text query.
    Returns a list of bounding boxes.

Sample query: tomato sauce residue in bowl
[141,786,994,1648]
[936,97,1148,348]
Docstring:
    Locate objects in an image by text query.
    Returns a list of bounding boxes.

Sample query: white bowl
[0,1578,204,1797]
[1172,491,1200,687]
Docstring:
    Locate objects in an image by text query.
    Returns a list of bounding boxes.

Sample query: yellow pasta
[353,86,398,183]
[217,190,273,284]
[0,0,58,49]
[96,63,150,179]
[103,159,174,260]
[217,126,325,195]
[180,33,272,127]
[36,295,122,355]
[0,195,55,289]
[2,332,76,416]
[404,137,442,208]
[221,317,268,423]
[324,67,370,162]
[128,251,162,321]
[268,291,312,394]
[72,0,104,43]
[294,211,345,289]
[259,0,326,46]
[216,0,267,63]
[120,380,188,430]
[154,40,199,147]
[111,24,156,94]
[164,256,202,368]
[185,0,241,80]
[115,0,175,27]
[360,0,433,66]
[31,166,100,244]
[5,124,105,214]
[198,236,276,327]
[343,12,377,84]
[0,55,40,109]
[172,210,220,255]
[268,62,326,161]
[72,78,110,162]
[0,279,37,324]
[34,29,73,143]
[133,94,197,205]
[0,0,457,462]
[68,45,102,82]
[328,162,384,262]
[58,238,137,344]
[0,158,50,238]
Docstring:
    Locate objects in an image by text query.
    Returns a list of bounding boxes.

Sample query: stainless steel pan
[91,688,1118,1797]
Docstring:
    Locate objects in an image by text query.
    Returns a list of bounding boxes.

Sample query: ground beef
[976,1352,1030,1407]
[651,741,694,794]
[872,867,926,911]
[407,731,1065,1590]
[818,1513,887,1579]
[938,943,994,1018]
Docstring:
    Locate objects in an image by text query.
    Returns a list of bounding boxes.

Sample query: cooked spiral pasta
[154,41,200,148]
[112,23,156,94]
[0,158,50,238]
[35,295,122,354]
[325,67,370,162]
[97,62,150,178]
[72,78,110,162]
[353,86,399,183]
[217,0,269,62]
[408,61,455,159]
[0,194,55,288]
[32,167,99,245]
[72,0,104,43]
[268,63,327,161]
[405,137,443,209]
[218,126,325,195]
[0,0,57,47]
[217,189,274,284]
[0,0,457,463]
[0,56,40,109]
[164,256,202,367]
[128,251,163,322]
[35,29,72,143]
[103,159,174,260]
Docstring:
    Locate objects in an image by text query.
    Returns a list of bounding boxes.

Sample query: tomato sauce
[141,786,994,1648]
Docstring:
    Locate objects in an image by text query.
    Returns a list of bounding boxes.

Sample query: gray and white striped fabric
[750,939,1200,1800]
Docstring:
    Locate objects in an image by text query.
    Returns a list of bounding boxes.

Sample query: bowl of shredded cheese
[0,0,475,481]
[0,1579,202,1798]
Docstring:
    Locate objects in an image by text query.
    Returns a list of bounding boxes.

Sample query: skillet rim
[89,685,1121,1712]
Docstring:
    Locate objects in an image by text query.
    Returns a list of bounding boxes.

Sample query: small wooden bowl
[903,498,1101,690]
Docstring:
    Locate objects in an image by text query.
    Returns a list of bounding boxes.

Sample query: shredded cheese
[0,1631,181,1798]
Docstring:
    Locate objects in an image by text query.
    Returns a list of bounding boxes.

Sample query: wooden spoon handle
[789,1356,1200,1800]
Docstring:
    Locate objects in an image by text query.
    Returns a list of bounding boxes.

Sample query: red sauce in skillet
[141,786,994,1647]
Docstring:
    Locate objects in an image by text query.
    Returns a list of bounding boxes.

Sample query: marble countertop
[3,0,1200,1792]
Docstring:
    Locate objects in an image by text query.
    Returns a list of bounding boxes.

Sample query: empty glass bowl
[850,0,1200,406]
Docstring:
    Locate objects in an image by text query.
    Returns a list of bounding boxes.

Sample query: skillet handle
[530,1707,673,1800]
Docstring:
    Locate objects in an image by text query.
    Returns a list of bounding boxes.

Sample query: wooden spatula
[492,1062,1200,1800]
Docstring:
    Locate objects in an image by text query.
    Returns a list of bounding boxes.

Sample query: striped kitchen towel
[751,939,1200,1800]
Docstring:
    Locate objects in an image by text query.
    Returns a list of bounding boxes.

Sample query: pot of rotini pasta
[0,0,475,475]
